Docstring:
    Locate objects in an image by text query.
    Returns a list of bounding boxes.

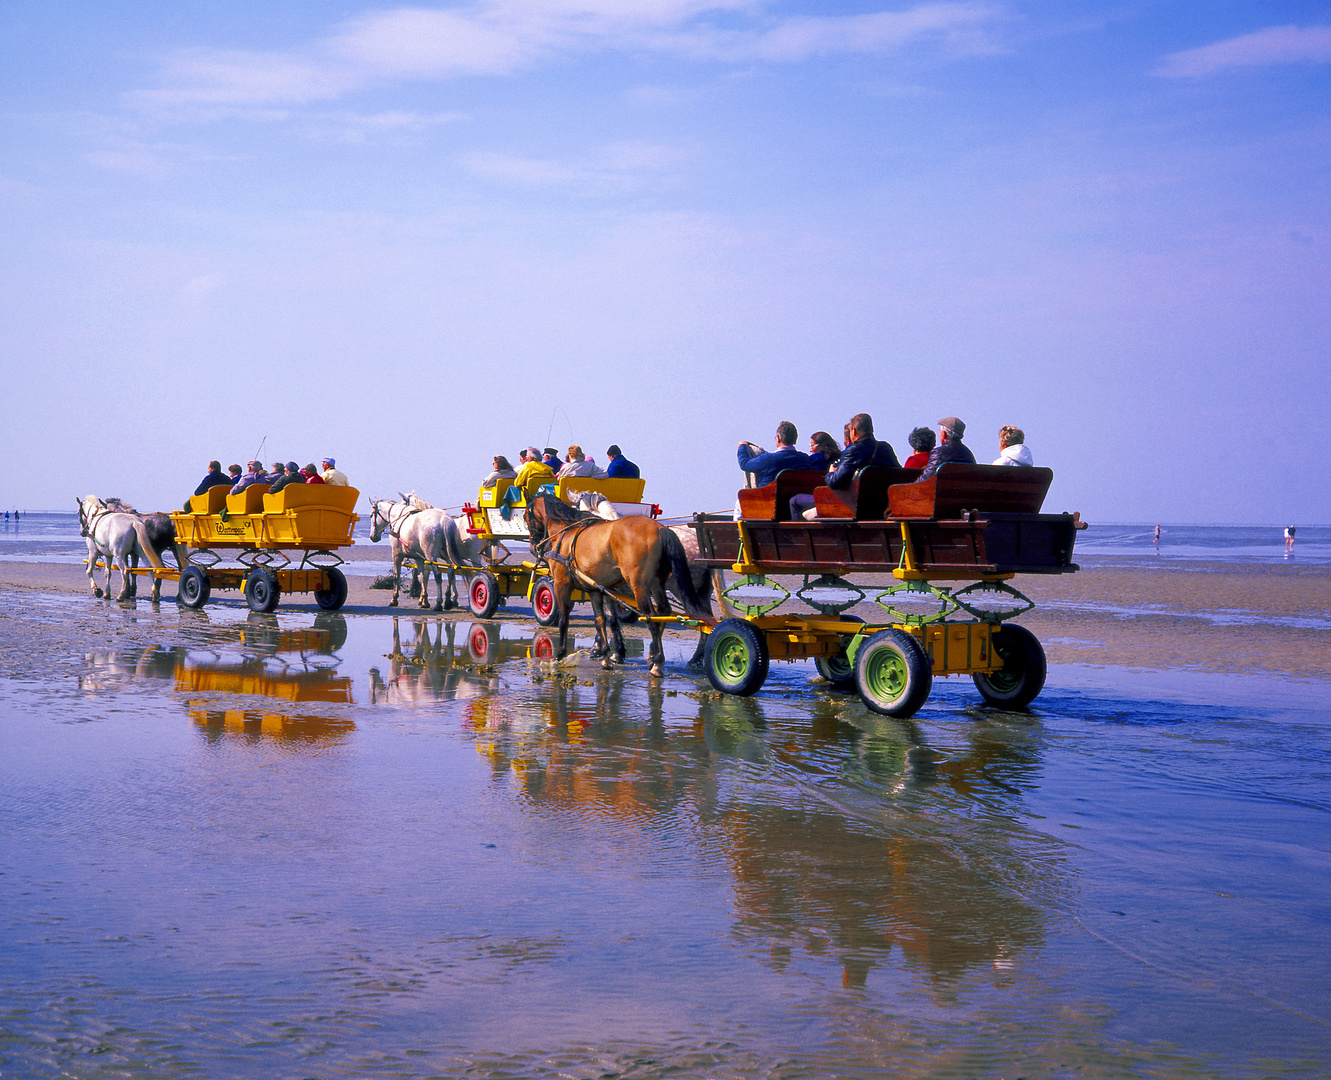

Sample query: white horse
[368,494,482,610]
[78,495,165,601]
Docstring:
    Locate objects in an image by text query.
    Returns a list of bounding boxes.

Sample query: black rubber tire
[704,618,770,696]
[468,623,493,663]
[531,576,560,627]
[854,628,933,718]
[815,652,856,690]
[178,566,211,609]
[244,568,280,613]
[973,623,1047,709]
[469,571,500,620]
[314,567,348,611]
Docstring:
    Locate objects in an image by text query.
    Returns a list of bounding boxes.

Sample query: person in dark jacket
[737,421,814,487]
[824,413,900,490]
[194,460,232,497]
[806,431,842,473]
[605,445,640,479]
[916,416,976,481]
[268,462,305,495]
[789,414,898,518]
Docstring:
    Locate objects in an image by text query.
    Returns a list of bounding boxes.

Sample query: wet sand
[8,556,1327,679]
[2,557,1330,1078]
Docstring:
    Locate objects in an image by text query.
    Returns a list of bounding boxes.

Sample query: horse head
[77,495,104,536]
[368,499,390,543]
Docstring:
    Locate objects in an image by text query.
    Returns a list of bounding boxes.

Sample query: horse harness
[535,515,641,612]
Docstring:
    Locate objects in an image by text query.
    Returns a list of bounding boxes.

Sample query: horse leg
[115,553,133,601]
[588,594,615,669]
[553,567,573,659]
[86,541,103,597]
[443,567,457,611]
[389,549,402,607]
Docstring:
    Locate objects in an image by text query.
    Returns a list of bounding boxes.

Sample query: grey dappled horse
[78,495,166,602]
[368,494,481,611]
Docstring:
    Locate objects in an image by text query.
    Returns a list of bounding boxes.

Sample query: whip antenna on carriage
[545,407,573,452]
[253,436,267,463]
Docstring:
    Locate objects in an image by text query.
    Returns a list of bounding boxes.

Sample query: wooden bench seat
[225,484,270,516]
[812,466,921,519]
[737,470,828,521]
[887,464,1053,519]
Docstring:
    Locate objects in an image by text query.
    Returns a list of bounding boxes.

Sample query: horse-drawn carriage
[165,483,361,613]
[457,474,658,622]
[686,463,1084,718]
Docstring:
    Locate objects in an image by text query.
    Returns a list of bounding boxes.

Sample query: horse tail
[132,520,165,570]
[440,515,471,568]
[660,527,711,621]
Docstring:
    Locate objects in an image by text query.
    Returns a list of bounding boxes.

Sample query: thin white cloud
[463,140,687,193]
[132,1,1004,118]
[1157,25,1331,78]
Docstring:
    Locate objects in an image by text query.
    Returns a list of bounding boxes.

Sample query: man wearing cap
[268,462,305,495]
[229,460,268,495]
[604,445,640,479]
[916,416,976,482]
[321,457,349,487]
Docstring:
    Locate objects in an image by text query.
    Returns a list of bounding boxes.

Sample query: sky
[1,1,1328,524]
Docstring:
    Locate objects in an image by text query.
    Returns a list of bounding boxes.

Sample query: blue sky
[2,1,1328,523]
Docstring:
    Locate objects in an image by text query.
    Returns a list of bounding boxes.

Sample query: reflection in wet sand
[189,706,355,743]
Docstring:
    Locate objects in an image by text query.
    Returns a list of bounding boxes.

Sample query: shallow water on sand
[2,593,1329,1078]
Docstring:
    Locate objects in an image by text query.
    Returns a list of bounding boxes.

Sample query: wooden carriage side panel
[888,465,1053,519]
[738,470,828,521]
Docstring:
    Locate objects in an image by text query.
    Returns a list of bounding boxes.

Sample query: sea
[2,515,1328,1078]
[4,513,1329,570]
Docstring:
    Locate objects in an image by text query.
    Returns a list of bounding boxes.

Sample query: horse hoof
[601,658,614,670]
[92,588,103,598]
[649,664,665,678]
[388,598,399,607]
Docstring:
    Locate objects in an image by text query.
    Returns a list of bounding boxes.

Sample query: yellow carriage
[164,484,361,613]
[458,475,655,621]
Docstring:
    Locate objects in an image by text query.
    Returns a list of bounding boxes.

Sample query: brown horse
[525,493,711,677]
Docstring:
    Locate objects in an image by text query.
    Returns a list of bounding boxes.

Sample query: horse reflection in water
[461,680,1060,995]
[369,617,517,705]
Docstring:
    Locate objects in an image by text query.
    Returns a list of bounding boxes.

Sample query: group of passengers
[191,456,349,501]
[738,414,1033,520]
[481,444,641,491]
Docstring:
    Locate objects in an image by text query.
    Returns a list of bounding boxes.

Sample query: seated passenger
[264,460,286,485]
[902,426,935,470]
[230,460,268,495]
[993,425,1033,466]
[481,455,518,489]
[301,463,326,485]
[513,447,555,493]
[604,444,640,479]
[737,421,814,487]
[557,445,604,479]
[226,464,243,485]
[193,460,232,497]
[268,461,305,495]
[542,447,564,471]
[806,431,841,473]
[916,416,976,482]
[791,412,899,518]
[321,457,349,486]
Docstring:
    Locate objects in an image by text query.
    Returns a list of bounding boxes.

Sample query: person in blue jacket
[605,445,640,479]
[737,422,814,487]
[193,460,232,497]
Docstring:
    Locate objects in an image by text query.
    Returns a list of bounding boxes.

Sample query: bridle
[371,500,420,545]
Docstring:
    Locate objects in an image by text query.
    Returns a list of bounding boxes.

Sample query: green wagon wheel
[973,624,1046,709]
[178,566,211,609]
[704,618,770,696]
[531,576,560,627]
[314,567,348,611]
[244,568,280,613]
[469,571,500,619]
[815,653,855,690]
[854,628,932,718]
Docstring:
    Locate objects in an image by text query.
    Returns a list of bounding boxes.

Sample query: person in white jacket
[993,425,1034,466]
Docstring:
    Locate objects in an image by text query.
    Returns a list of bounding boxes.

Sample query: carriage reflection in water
[163,483,361,613]
[686,463,1085,718]
[451,474,659,623]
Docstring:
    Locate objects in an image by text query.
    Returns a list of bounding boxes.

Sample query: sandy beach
[5,553,1327,679]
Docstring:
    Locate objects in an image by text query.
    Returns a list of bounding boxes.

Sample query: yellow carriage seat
[188,485,230,515]
[555,476,647,506]
[225,484,270,516]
